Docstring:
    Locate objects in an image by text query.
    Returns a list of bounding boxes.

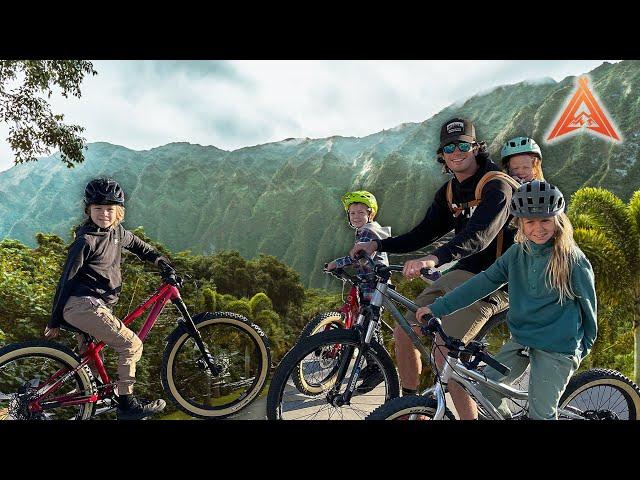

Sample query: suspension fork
[332,305,381,405]
[172,298,222,376]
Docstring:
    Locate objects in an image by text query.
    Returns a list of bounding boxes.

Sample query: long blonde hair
[514,212,578,303]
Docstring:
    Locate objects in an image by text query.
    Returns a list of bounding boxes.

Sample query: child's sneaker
[116,395,166,420]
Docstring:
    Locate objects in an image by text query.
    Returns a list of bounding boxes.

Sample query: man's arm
[379,186,454,253]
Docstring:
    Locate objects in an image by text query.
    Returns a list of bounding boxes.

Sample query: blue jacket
[430,241,597,359]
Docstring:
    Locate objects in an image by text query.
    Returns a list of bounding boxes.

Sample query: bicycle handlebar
[159,265,183,289]
[420,267,442,282]
[420,313,511,376]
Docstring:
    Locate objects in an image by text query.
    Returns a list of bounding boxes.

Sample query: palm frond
[568,212,597,231]
[573,227,633,304]
[569,188,639,273]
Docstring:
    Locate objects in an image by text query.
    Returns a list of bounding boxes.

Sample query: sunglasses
[442,141,475,154]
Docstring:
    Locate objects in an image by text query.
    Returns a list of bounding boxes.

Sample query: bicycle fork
[172,298,223,377]
[328,310,380,406]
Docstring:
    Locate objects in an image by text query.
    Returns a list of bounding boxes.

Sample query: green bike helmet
[341,190,378,218]
[500,136,542,168]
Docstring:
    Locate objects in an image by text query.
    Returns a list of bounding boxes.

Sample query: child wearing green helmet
[500,136,545,183]
[326,191,391,304]
[325,191,392,392]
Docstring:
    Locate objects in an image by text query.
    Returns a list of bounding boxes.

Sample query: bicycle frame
[420,353,585,420]
[329,276,424,404]
[339,286,360,329]
[28,280,201,415]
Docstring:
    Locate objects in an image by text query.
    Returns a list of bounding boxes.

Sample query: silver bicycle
[366,314,640,420]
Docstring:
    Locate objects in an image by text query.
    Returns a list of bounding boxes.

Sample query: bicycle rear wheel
[293,311,346,395]
[0,341,95,420]
[161,312,271,419]
[559,368,640,420]
[267,329,399,420]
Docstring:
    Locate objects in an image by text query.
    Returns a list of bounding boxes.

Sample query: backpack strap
[446,171,521,258]
[473,172,520,259]
[473,171,521,199]
[447,179,480,218]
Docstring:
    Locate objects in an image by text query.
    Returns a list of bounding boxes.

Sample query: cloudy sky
[0,60,619,172]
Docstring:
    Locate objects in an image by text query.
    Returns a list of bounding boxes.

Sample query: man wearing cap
[351,118,514,420]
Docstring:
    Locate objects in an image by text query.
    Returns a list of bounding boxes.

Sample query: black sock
[119,394,132,408]
[402,387,417,396]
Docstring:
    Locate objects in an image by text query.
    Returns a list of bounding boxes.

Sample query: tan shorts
[403,269,509,344]
[63,296,143,395]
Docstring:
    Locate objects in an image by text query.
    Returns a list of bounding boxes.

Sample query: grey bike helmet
[501,136,542,168]
[510,180,565,218]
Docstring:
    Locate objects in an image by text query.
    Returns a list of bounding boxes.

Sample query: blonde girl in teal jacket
[417,180,597,420]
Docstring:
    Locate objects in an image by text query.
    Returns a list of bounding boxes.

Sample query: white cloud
[0,60,620,172]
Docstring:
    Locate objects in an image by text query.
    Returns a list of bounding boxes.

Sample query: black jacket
[379,154,515,274]
[49,222,163,328]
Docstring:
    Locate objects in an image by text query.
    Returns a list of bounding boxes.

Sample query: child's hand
[403,256,438,279]
[349,241,376,259]
[44,327,60,339]
[415,306,433,324]
[325,261,338,271]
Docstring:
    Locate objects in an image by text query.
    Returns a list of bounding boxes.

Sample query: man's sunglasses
[442,141,476,154]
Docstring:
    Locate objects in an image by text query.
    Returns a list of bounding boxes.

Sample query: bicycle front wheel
[559,368,640,420]
[366,395,455,420]
[0,341,95,420]
[162,312,271,419]
[267,329,399,420]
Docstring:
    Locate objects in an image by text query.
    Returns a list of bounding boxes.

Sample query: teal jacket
[429,241,597,359]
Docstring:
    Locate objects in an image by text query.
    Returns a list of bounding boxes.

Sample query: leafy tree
[568,188,640,383]
[225,299,252,319]
[202,288,217,312]
[0,60,97,167]
[249,292,273,317]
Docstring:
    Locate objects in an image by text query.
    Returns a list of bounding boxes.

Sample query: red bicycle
[0,267,271,420]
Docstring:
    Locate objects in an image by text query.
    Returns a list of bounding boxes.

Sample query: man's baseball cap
[439,118,476,148]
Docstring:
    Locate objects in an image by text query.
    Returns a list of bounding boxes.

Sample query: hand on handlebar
[156,256,175,272]
[403,255,438,280]
[324,261,338,272]
[349,241,376,260]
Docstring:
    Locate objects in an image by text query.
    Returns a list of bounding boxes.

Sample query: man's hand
[325,261,338,271]
[44,326,60,339]
[349,241,376,259]
[402,255,439,279]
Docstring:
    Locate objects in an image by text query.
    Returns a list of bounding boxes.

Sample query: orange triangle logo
[547,76,621,142]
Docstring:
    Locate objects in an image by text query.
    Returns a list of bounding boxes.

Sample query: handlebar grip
[480,352,511,376]
[419,314,441,336]
[420,268,442,282]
